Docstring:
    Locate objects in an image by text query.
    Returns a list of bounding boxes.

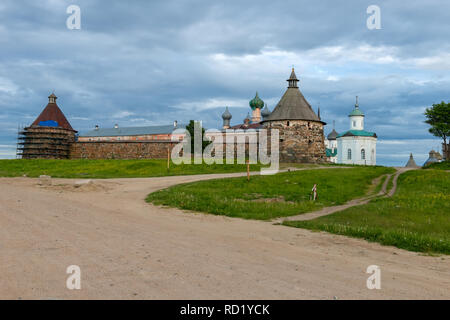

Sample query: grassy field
[146,166,394,220]
[284,169,450,254]
[0,159,263,179]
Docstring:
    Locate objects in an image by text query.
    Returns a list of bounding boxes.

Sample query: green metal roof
[326,148,337,157]
[337,130,377,138]
[348,108,364,116]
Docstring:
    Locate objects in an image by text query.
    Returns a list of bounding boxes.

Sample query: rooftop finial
[333,120,335,130]
[48,92,57,104]
[355,95,359,108]
[287,67,299,88]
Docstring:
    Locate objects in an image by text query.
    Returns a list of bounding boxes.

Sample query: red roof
[31,102,76,132]
[230,123,264,130]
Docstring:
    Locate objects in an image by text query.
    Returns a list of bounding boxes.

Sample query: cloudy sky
[0,0,448,165]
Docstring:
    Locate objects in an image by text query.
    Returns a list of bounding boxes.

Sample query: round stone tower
[262,68,326,163]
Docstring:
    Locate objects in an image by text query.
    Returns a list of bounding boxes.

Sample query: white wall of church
[337,136,377,165]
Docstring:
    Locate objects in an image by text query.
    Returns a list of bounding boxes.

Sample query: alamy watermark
[66,5,81,30]
[367,5,381,30]
[171,123,280,175]
[66,265,81,290]
[366,265,381,289]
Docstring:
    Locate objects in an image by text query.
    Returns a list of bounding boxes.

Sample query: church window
[347,149,352,160]
[287,121,290,126]
[353,121,356,127]
[361,148,366,160]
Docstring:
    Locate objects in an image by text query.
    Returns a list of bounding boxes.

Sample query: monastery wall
[70,141,174,159]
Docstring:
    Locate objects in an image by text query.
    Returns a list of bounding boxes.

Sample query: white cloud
[174,98,249,112]
[326,75,339,81]
[0,77,18,94]
[410,53,450,70]
[112,111,135,118]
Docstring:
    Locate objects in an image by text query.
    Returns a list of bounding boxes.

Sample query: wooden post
[311,184,317,201]
[246,159,250,182]
[167,146,170,170]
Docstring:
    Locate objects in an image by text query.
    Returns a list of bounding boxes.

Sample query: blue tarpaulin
[39,120,59,127]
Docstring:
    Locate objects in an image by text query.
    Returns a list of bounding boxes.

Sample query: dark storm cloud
[0,0,448,164]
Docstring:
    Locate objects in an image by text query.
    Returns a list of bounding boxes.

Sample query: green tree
[185,120,211,156]
[424,101,450,159]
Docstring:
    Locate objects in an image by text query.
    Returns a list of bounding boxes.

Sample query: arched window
[353,121,356,127]
[361,148,366,160]
[347,149,352,160]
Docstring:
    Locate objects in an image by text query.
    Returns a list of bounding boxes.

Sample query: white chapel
[334,97,377,165]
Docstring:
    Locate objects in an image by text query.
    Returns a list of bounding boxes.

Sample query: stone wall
[265,120,327,163]
[70,124,326,164]
[70,141,174,159]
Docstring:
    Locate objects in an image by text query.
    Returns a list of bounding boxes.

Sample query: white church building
[326,97,377,165]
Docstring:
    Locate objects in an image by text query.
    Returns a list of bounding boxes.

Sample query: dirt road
[0,173,448,299]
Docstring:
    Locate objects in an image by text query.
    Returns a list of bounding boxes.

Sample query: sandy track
[0,172,448,300]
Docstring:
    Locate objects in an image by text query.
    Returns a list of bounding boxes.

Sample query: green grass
[385,174,394,194]
[0,159,262,179]
[424,161,450,170]
[284,170,450,254]
[373,174,387,195]
[146,166,394,220]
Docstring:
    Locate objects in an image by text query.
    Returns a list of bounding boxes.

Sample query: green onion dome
[249,92,264,110]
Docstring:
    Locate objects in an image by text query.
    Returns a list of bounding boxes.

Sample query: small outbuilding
[405,153,420,168]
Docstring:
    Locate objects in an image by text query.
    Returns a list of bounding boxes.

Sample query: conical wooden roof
[31,94,75,131]
[263,69,323,123]
[405,153,419,168]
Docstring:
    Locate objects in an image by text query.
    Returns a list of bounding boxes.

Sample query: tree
[185,120,211,156]
[424,101,450,159]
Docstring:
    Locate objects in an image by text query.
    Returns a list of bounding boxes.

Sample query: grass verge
[284,169,450,254]
[146,166,394,220]
[0,159,262,179]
